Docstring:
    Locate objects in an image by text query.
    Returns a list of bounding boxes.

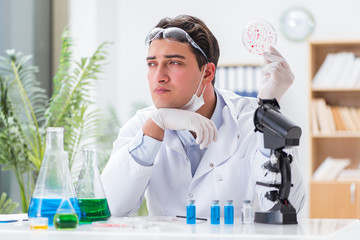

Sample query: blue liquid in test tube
[224,200,234,225]
[210,200,220,225]
[186,200,196,224]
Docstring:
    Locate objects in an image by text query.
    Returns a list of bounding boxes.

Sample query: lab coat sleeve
[250,132,306,213]
[101,108,161,216]
[130,134,162,166]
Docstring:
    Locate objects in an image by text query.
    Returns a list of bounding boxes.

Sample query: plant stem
[6,120,30,212]
[15,173,28,212]
[10,150,29,212]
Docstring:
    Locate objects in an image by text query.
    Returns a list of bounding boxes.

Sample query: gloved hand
[150,108,217,149]
[257,46,295,100]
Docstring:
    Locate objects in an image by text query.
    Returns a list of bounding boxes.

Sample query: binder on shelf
[312,98,360,133]
[311,101,320,134]
[215,65,261,98]
[336,169,360,182]
[335,52,355,88]
[314,98,335,134]
[312,53,335,88]
[312,157,350,181]
[349,107,360,131]
[312,52,360,89]
[339,107,356,132]
[331,107,347,132]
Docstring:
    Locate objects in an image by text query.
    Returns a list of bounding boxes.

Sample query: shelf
[312,132,360,138]
[309,41,360,218]
[310,180,360,184]
[312,88,360,92]
[311,90,360,107]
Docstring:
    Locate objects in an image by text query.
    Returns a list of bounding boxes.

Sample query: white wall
[69,0,360,219]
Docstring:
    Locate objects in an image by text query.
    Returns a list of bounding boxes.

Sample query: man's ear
[203,62,216,85]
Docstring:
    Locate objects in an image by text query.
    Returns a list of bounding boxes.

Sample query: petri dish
[242,20,277,55]
[29,217,48,230]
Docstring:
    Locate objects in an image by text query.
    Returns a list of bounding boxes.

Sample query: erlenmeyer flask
[54,153,79,230]
[76,148,111,223]
[63,152,81,215]
[53,198,79,229]
[28,127,81,226]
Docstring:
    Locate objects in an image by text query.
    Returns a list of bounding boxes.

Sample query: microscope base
[254,201,297,224]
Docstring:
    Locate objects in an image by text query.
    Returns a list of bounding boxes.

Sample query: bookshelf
[309,41,360,218]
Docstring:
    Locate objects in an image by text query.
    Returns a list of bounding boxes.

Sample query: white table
[0,217,359,240]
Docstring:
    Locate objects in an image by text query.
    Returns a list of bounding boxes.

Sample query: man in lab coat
[101,15,305,217]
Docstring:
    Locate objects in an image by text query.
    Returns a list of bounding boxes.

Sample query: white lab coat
[101,88,305,217]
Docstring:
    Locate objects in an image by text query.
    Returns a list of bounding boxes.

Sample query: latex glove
[150,108,218,149]
[257,46,295,100]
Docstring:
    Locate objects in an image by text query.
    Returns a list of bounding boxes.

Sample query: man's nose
[153,65,169,83]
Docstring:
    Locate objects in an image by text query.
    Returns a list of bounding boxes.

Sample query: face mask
[181,65,207,112]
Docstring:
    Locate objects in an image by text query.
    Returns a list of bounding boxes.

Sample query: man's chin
[154,103,182,109]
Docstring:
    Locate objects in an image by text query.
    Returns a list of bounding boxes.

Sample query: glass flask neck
[76,148,106,199]
[83,148,97,166]
[46,127,64,151]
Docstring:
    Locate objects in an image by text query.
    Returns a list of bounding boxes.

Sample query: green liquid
[78,198,111,223]
[53,213,78,229]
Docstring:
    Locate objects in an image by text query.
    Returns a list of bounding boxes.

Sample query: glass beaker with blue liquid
[28,127,81,226]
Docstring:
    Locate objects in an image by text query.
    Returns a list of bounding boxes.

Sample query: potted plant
[0,30,114,213]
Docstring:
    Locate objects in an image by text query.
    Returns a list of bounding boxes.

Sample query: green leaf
[1,166,14,171]
[0,50,47,170]
[46,39,110,128]
[0,192,19,214]
[4,201,19,214]
[0,192,7,207]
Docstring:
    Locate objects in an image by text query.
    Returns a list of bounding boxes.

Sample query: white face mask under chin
[181,66,207,112]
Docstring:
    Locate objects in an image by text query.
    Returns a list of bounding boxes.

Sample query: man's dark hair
[154,15,220,85]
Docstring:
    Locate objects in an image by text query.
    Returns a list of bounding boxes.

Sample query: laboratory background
[1,0,360,221]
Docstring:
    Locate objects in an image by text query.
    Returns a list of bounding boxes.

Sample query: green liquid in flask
[78,198,111,223]
[53,213,78,229]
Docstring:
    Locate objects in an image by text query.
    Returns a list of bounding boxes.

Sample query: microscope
[253,98,302,224]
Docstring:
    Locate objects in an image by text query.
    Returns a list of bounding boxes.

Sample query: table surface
[0,217,359,240]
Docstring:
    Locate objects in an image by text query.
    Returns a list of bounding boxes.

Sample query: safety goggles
[145,27,209,63]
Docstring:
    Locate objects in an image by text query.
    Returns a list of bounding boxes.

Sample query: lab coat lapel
[192,105,239,182]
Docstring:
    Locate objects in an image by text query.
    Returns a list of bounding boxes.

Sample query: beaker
[28,127,81,226]
[76,148,111,223]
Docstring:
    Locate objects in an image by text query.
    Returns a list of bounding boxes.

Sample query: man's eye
[147,62,156,67]
[170,61,180,65]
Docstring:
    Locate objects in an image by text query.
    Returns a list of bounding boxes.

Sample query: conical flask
[53,197,79,229]
[53,152,79,229]
[76,148,111,223]
[28,127,81,226]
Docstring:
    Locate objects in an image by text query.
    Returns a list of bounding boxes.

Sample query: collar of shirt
[176,89,225,144]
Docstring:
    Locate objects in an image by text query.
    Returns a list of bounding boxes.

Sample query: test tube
[224,200,234,225]
[241,200,252,224]
[210,200,220,225]
[186,200,196,224]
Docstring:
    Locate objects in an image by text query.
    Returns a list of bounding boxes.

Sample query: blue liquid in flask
[28,198,81,226]
[28,128,81,226]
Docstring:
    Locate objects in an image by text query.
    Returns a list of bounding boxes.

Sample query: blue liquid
[211,204,220,225]
[224,204,234,224]
[28,198,81,226]
[186,204,196,224]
